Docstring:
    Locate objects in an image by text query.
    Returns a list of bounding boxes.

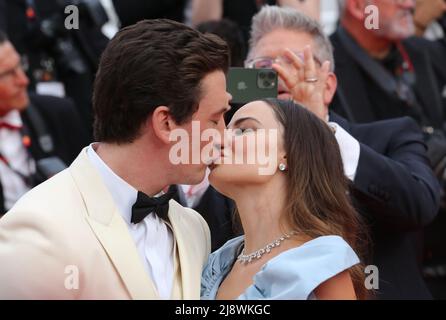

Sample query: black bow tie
[131,188,176,224]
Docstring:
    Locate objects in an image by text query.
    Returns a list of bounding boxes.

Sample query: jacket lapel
[167,200,200,299]
[69,148,158,299]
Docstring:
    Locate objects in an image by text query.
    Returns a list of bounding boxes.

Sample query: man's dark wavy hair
[93,19,230,144]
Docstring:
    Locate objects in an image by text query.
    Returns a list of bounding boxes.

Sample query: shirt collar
[0,110,23,127]
[87,143,137,225]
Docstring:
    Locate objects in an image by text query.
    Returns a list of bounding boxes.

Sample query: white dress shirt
[329,121,361,181]
[87,144,174,299]
[0,110,35,211]
[178,168,210,208]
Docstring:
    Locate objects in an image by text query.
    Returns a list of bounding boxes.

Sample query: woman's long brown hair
[263,98,370,299]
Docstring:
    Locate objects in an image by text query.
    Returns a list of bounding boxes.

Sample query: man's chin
[14,95,30,111]
[187,165,207,184]
[4,100,29,114]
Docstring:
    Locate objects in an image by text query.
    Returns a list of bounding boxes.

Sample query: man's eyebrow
[0,61,20,77]
[212,105,232,116]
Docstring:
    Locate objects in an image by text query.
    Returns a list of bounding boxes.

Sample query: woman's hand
[272,46,331,122]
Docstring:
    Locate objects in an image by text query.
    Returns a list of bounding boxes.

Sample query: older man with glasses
[0,31,88,215]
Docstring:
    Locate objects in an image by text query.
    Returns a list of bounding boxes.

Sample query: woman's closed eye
[233,127,255,136]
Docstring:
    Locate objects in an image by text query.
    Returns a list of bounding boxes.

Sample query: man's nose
[15,68,29,87]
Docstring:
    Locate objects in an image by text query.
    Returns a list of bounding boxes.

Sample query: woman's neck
[232,182,293,254]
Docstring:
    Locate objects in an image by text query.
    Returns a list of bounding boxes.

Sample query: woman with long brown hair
[201,98,368,300]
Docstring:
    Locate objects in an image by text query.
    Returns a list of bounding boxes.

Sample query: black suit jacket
[112,0,186,27]
[426,38,446,108]
[0,0,5,31]
[170,185,238,252]
[330,30,445,129]
[0,93,90,213]
[331,112,440,299]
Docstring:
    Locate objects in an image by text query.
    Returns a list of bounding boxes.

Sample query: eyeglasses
[246,51,322,69]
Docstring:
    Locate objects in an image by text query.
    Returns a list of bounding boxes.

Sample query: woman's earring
[279,163,287,172]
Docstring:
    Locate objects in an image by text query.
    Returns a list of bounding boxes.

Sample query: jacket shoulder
[2,168,81,224]
[351,116,422,139]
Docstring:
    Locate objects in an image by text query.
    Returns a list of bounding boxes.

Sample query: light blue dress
[201,235,360,300]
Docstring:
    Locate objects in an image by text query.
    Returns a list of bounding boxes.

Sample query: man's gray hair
[248,5,335,71]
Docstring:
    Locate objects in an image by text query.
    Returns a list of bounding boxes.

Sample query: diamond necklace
[237,231,298,264]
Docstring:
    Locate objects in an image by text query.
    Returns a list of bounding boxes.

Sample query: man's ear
[324,72,337,106]
[346,0,368,20]
[150,106,176,144]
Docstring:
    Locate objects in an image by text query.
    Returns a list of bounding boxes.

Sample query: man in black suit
[332,1,446,297]
[0,31,89,214]
[331,0,445,130]
[330,112,440,299]
[197,5,439,299]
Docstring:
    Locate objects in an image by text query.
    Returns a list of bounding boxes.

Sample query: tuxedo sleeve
[351,118,440,231]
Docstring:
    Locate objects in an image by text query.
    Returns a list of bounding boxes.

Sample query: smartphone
[227,68,278,104]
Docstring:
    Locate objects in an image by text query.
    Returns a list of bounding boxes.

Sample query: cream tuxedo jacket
[0,148,211,299]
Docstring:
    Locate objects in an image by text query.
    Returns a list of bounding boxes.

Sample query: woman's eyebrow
[229,117,262,128]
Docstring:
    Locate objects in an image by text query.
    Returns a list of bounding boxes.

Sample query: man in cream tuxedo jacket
[0,149,209,299]
[0,19,231,299]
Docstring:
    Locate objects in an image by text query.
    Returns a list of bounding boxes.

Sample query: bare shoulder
[313,270,357,300]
